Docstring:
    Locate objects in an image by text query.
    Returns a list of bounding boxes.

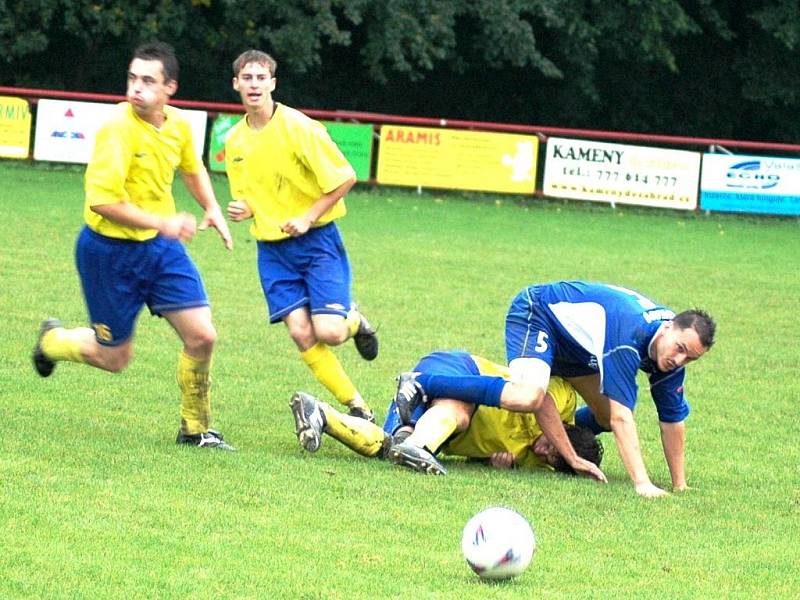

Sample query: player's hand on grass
[635,481,669,498]
[160,212,197,242]
[281,215,312,237]
[571,457,608,483]
[227,200,252,222]
[489,452,516,469]
[200,204,233,250]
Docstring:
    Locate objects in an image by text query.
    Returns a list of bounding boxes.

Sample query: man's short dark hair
[552,425,604,475]
[232,50,277,77]
[673,309,716,349]
[133,41,179,82]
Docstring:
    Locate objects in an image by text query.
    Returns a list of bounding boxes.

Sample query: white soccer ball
[461,506,536,580]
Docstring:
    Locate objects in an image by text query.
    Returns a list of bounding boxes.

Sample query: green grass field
[1,159,798,598]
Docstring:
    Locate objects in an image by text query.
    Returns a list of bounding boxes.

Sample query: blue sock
[415,373,505,407]
[575,406,609,434]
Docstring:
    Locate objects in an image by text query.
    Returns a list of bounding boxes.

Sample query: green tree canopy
[1,0,798,142]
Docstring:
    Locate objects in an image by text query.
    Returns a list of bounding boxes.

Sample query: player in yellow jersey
[32,41,235,450]
[289,350,603,476]
[224,50,378,422]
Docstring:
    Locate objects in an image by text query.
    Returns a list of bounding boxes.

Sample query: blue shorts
[383,350,479,435]
[75,227,209,346]
[257,223,352,324]
[504,286,556,365]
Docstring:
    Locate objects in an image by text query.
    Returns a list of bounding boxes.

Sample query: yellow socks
[405,406,458,454]
[40,326,93,363]
[177,351,211,435]
[300,342,358,405]
[319,402,390,458]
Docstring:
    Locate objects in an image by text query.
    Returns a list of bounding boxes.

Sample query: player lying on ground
[290,350,603,476]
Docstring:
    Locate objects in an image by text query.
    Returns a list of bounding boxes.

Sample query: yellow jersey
[84,102,202,241]
[224,103,355,241]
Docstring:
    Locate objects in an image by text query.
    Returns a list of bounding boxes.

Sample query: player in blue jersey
[394,281,715,497]
[31,42,235,450]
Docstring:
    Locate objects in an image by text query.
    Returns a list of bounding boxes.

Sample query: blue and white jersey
[507,281,688,422]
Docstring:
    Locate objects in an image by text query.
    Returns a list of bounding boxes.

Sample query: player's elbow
[608,411,635,431]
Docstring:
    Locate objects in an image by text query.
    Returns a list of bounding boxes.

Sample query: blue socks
[415,373,505,407]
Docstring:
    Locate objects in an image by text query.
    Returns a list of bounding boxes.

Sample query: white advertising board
[34,99,207,164]
[543,137,701,210]
[700,154,800,216]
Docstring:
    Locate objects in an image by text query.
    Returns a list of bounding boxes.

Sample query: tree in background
[1,0,798,142]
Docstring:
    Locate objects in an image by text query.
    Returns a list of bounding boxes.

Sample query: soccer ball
[461,506,536,580]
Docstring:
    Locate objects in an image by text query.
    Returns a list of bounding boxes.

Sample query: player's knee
[313,321,348,346]
[183,325,217,356]
[453,410,472,432]
[503,383,545,412]
[102,346,133,373]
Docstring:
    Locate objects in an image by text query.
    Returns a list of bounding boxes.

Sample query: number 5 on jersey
[534,331,549,353]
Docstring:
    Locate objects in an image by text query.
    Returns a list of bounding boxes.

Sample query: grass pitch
[1,160,798,598]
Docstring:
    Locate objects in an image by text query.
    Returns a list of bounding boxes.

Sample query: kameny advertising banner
[34,99,207,164]
[700,154,800,216]
[376,125,540,194]
[543,137,701,210]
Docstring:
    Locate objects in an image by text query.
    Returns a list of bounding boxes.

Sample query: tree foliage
[1,0,798,142]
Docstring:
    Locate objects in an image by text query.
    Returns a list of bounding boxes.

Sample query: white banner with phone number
[543,137,701,210]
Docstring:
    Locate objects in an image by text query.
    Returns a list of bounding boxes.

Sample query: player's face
[233,62,276,112]
[126,58,176,120]
[531,435,559,467]
[653,323,707,372]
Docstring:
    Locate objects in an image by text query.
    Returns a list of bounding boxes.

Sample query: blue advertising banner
[700,154,800,216]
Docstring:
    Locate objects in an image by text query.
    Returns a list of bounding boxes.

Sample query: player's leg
[153,238,233,450]
[389,400,462,473]
[392,350,502,422]
[305,223,377,360]
[401,398,473,453]
[163,306,233,449]
[502,289,555,412]
[34,227,138,376]
[290,391,390,457]
[505,288,604,481]
[312,307,378,361]
[566,374,612,433]
[259,237,374,421]
[34,319,134,374]
[285,308,374,422]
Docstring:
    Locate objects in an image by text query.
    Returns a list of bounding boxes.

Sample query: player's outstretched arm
[181,169,233,250]
[608,400,668,497]
[659,420,688,491]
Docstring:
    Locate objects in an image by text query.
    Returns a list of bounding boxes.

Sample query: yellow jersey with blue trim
[224,103,355,241]
[83,102,202,241]
[443,357,577,470]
